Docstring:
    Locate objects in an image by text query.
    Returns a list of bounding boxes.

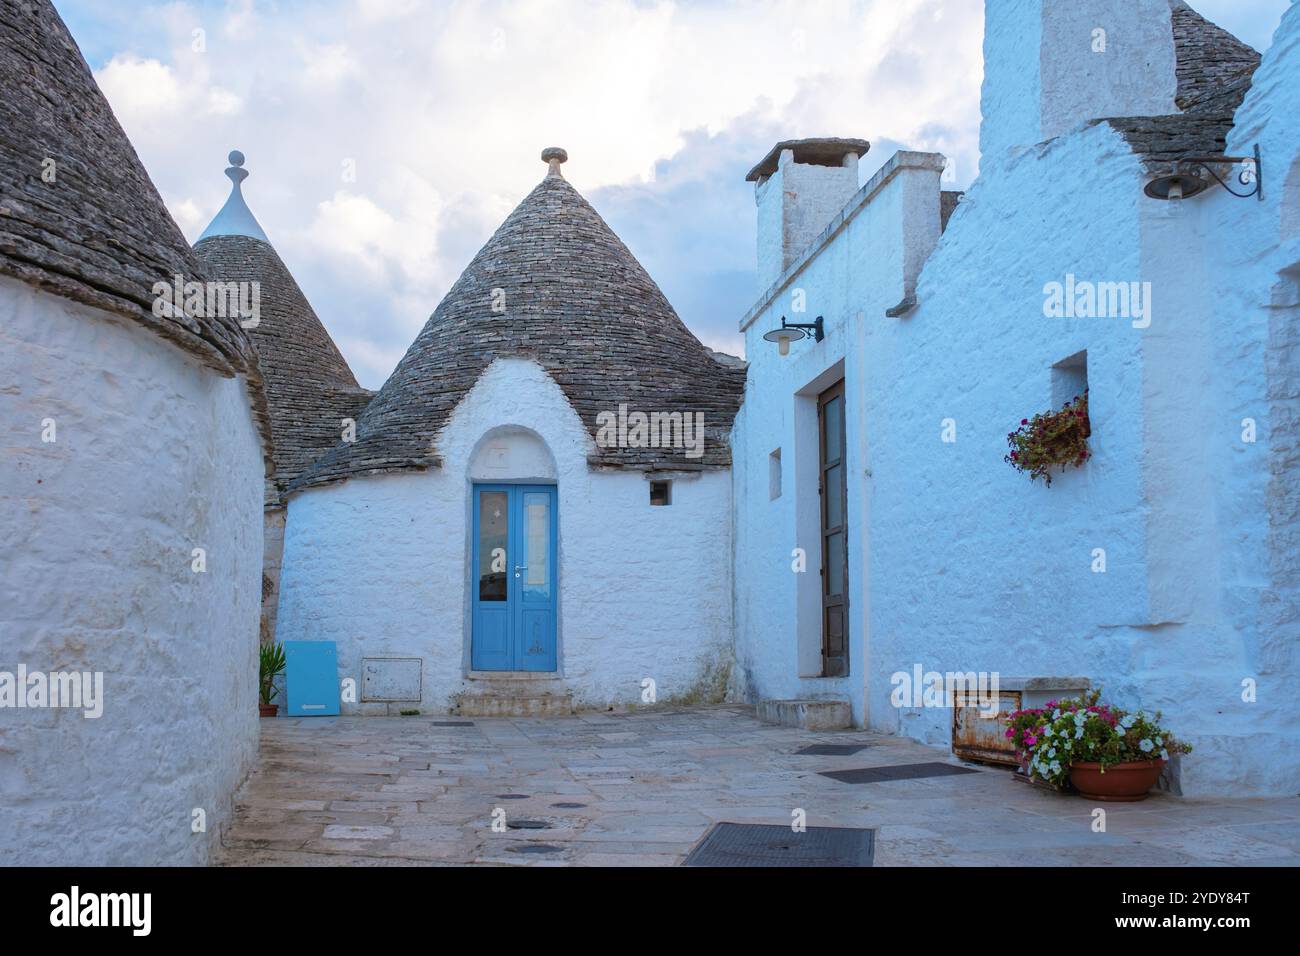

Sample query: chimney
[979,0,1180,163]
[747,138,870,292]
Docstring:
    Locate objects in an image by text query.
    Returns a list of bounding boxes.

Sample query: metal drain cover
[552,802,587,809]
[795,744,870,756]
[495,794,529,800]
[509,844,563,854]
[507,819,551,830]
[684,823,874,867]
[819,761,980,784]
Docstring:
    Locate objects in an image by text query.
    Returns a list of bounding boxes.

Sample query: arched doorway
[466,428,559,672]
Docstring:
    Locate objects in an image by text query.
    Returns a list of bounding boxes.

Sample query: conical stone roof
[291,153,745,494]
[195,158,372,505]
[1101,2,1261,172]
[0,0,257,379]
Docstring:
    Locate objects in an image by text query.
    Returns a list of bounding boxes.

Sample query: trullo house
[212,148,746,715]
[0,0,270,864]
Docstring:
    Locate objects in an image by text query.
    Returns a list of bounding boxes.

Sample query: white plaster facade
[276,357,734,713]
[0,276,265,863]
[981,0,1182,159]
[730,0,1300,796]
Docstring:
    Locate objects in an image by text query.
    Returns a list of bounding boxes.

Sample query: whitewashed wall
[732,152,945,721]
[866,5,1300,798]
[0,276,264,863]
[276,357,734,712]
[868,124,1157,759]
[980,0,1178,162]
[1188,1,1300,793]
[732,5,1300,797]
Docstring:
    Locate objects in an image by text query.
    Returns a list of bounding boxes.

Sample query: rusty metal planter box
[952,677,1090,766]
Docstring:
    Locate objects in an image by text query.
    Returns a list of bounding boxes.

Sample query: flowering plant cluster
[1004,689,1191,788]
[1004,391,1091,486]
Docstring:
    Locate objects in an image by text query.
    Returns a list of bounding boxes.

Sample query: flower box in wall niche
[951,677,1090,766]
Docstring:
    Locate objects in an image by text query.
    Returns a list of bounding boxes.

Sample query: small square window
[650,480,672,506]
[769,448,782,500]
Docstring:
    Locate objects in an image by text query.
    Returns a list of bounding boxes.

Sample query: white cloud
[95,54,184,118]
[74,1,1001,387]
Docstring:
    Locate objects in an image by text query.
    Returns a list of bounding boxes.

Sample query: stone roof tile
[1101,2,1261,171]
[195,234,373,505]
[0,0,275,469]
[0,0,258,378]
[291,161,745,494]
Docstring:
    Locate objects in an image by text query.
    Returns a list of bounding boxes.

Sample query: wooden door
[818,381,848,677]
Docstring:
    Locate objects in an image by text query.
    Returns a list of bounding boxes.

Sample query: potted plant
[1004,706,1049,774]
[259,642,286,717]
[1004,391,1091,486]
[1011,690,1192,801]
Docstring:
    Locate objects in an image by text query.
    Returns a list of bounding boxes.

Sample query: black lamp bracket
[778,315,825,342]
[1177,143,1263,201]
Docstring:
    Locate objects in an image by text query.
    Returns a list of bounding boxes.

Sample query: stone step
[453,691,574,718]
[757,698,852,730]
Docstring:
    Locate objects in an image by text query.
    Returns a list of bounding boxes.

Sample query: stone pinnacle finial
[225,148,249,185]
[197,148,269,243]
[542,146,568,177]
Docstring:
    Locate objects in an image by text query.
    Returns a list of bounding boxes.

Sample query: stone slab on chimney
[750,137,869,292]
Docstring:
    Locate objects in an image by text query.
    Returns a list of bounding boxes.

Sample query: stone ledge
[997,677,1091,692]
[453,692,574,718]
[757,698,852,730]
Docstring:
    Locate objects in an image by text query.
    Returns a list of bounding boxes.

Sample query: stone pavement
[217,705,1300,866]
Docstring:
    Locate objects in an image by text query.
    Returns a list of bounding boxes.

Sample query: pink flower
[1024,735,1038,747]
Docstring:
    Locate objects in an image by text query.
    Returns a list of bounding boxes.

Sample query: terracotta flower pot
[1069,759,1164,801]
[259,703,278,718]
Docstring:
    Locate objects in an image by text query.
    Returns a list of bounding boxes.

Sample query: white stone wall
[261,508,286,643]
[980,0,1177,165]
[732,152,945,721]
[732,5,1300,796]
[276,357,734,712]
[1188,0,1300,793]
[0,276,264,864]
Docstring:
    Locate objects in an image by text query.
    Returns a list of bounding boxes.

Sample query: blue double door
[471,484,558,671]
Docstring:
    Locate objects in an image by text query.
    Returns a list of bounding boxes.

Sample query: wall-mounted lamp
[762,315,824,356]
[1145,143,1262,202]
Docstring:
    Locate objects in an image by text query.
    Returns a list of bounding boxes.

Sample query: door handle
[514,564,528,578]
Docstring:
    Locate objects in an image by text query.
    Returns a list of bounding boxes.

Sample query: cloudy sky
[56,0,1289,389]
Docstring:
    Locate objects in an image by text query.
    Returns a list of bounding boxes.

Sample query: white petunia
[1139,738,1154,753]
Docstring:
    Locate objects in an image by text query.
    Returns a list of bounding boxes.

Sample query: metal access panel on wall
[284,640,340,716]
[361,657,423,702]
[952,690,1021,765]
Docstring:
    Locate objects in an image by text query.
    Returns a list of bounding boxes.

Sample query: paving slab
[216,706,1300,867]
